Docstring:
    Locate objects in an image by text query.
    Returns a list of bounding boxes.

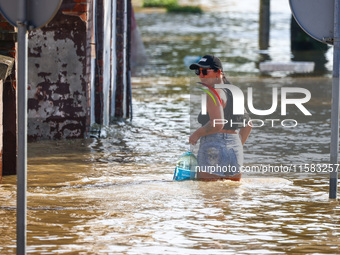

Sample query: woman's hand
[189,132,200,145]
[239,124,252,145]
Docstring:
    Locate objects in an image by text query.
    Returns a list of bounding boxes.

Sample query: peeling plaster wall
[27,3,89,140]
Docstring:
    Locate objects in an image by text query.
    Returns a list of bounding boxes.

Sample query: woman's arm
[189,89,226,145]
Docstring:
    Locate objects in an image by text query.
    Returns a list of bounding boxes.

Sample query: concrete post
[259,0,270,50]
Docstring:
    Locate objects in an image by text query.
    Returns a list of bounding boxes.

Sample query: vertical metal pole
[330,0,340,199]
[17,0,27,253]
[259,0,270,50]
[123,0,128,118]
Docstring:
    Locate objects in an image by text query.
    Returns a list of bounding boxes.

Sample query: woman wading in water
[189,55,252,181]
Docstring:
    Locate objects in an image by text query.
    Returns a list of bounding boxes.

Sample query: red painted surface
[62,0,89,22]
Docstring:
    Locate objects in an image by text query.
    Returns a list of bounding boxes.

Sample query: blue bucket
[173,167,196,181]
[173,151,198,181]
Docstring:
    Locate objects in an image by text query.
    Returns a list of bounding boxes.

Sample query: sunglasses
[195,69,215,76]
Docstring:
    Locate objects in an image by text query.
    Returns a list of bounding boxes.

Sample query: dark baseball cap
[189,55,223,71]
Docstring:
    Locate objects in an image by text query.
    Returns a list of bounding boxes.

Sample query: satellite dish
[289,0,334,44]
[0,0,63,30]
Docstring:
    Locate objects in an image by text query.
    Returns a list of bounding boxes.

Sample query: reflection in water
[291,50,329,76]
[134,0,332,78]
[1,77,340,254]
[290,15,330,76]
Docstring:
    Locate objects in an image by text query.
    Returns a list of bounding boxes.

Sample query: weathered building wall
[0,0,132,145]
[0,0,134,180]
[27,0,91,140]
[27,0,133,139]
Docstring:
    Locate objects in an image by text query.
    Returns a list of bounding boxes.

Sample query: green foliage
[143,0,203,14]
[143,0,178,8]
[166,5,203,13]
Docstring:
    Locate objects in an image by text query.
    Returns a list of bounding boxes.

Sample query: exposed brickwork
[0,15,14,32]
[0,15,16,58]
[62,0,89,22]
